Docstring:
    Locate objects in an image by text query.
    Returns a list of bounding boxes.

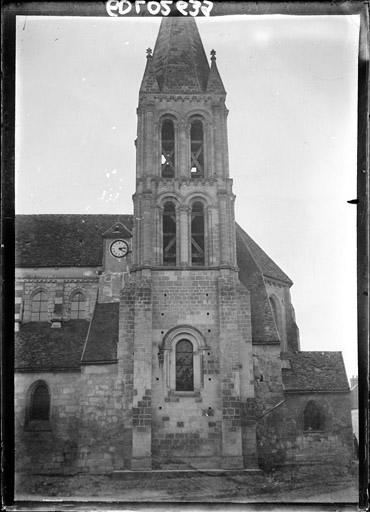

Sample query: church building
[15,17,353,475]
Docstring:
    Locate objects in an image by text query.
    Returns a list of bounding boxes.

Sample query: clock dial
[110,240,129,258]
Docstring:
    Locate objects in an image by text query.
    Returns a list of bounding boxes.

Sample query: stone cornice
[136,176,219,187]
[252,340,281,345]
[15,367,81,373]
[264,277,290,288]
[130,264,239,273]
[284,388,350,395]
[139,93,226,104]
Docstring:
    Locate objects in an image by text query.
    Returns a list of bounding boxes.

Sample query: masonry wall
[126,268,255,469]
[15,372,81,474]
[150,269,222,468]
[256,392,354,473]
[78,364,127,473]
[253,344,285,411]
[15,268,99,324]
[263,280,300,353]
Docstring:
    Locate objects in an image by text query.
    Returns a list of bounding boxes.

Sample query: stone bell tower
[119,17,257,471]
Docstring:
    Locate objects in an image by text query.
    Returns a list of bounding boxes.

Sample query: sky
[15,13,360,379]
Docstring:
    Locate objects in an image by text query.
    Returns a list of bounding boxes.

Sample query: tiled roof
[15,215,133,267]
[15,320,89,371]
[81,302,119,363]
[16,216,292,286]
[151,18,210,93]
[236,224,293,285]
[282,352,349,392]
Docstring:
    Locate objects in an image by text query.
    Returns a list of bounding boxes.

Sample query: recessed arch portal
[27,380,51,422]
[162,326,206,392]
[303,400,326,431]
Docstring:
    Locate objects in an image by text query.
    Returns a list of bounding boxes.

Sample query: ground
[14,467,359,505]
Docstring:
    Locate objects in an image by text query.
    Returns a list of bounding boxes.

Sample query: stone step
[111,468,262,480]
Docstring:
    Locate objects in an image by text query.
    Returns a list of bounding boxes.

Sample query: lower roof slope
[15,320,89,371]
[282,351,349,392]
[81,302,119,364]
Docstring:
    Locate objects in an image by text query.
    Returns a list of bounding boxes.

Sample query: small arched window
[191,202,205,266]
[30,382,50,421]
[304,401,325,431]
[31,291,48,321]
[163,202,177,265]
[70,292,87,319]
[176,339,194,391]
[190,119,204,178]
[161,119,175,178]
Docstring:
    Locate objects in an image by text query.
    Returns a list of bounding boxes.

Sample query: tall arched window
[176,339,194,391]
[30,382,50,421]
[304,401,325,431]
[163,202,177,265]
[190,119,204,178]
[70,292,87,319]
[161,119,175,178]
[191,202,205,266]
[31,290,48,321]
[269,295,282,338]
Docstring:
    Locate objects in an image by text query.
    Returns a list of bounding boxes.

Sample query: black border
[1,1,369,509]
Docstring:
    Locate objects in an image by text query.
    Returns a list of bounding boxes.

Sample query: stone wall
[15,268,99,324]
[253,344,285,410]
[256,392,353,472]
[78,364,126,474]
[121,267,257,469]
[148,268,224,467]
[15,366,130,475]
[15,372,81,474]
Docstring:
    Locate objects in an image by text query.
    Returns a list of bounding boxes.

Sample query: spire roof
[206,49,226,94]
[147,17,211,93]
[139,48,160,94]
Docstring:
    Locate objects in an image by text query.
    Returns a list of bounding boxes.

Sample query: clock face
[110,239,129,258]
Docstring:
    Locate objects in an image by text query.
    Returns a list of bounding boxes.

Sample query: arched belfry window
[176,339,194,391]
[30,382,50,421]
[191,202,205,266]
[31,290,48,321]
[70,292,86,319]
[190,119,204,178]
[163,202,177,265]
[304,401,325,431]
[161,119,175,178]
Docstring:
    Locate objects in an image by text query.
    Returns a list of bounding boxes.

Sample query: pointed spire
[150,17,210,93]
[206,49,226,95]
[139,46,160,93]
